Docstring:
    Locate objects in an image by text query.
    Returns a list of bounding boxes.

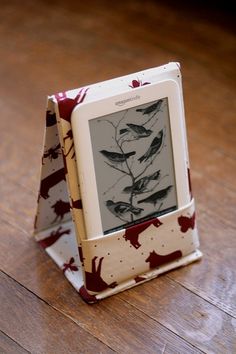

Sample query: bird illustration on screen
[136,99,163,115]
[100,150,135,163]
[123,170,161,194]
[106,200,143,217]
[120,123,152,139]
[137,185,173,206]
[138,130,164,163]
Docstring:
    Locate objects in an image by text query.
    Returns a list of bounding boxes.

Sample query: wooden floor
[0,1,235,353]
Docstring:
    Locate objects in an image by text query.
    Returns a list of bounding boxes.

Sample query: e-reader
[72,70,189,239]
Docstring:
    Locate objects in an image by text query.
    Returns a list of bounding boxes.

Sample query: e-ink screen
[89,98,177,235]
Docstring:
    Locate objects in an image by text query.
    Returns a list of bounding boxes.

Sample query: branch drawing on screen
[96,99,174,230]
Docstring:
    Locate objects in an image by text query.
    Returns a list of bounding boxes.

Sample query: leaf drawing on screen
[97,100,172,226]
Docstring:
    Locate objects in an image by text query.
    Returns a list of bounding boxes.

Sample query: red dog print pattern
[123,218,163,249]
[129,79,150,89]
[71,198,82,209]
[43,143,61,163]
[178,212,195,233]
[85,256,117,292]
[40,168,66,199]
[63,129,75,158]
[79,286,97,303]
[62,153,68,175]
[146,250,182,269]
[51,199,70,223]
[62,257,78,273]
[46,110,57,127]
[134,276,146,283]
[38,226,70,249]
[55,88,88,123]
[78,246,84,265]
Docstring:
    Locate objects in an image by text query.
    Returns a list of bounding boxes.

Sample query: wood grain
[120,277,235,353]
[0,0,235,352]
[0,331,29,354]
[1,272,114,354]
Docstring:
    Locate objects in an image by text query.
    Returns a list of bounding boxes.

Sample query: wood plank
[193,176,236,227]
[0,331,29,354]
[189,141,236,191]
[168,207,236,318]
[0,271,114,354]
[89,1,236,83]
[189,126,236,160]
[0,222,202,354]
[0,180,37,232]
[119,277,236,353]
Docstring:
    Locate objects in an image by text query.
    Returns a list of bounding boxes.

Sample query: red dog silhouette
[129,79,150,88]
[85,256,117,292]
[46,110,57,127]
[178,212,195,233]
[134,276,146,283]
[55,88,88,123]
[78,246,84,265]
[63,129,75,158]
[51,199,70,223]
[71,199,82,209]
[146,250,182,269]
[39,226,70,249]
[79,286,97,304]
[123,218,163,249]
[62,153,68,175]
[40,168,66,199]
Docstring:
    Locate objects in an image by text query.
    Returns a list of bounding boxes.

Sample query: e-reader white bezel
[72,79,189,239]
